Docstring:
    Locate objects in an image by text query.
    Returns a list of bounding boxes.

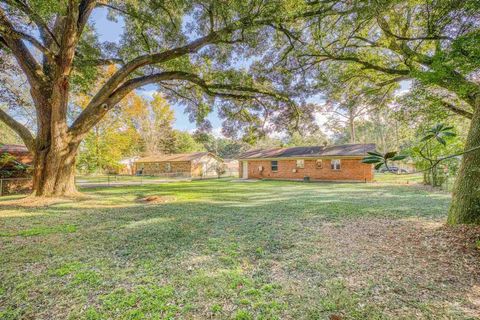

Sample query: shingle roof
[238,144,376,159]
[0,144,33,165]
[0,144,29,153]
[135,152,218,163]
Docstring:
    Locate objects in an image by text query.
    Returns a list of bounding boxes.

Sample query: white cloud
[211,127,225,138]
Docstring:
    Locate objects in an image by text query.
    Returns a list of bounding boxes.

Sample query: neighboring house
[238,144,375,182]
[134,152,223,178]
[223,159,239,177]
[0,144,33,178]
[118,156,140,175]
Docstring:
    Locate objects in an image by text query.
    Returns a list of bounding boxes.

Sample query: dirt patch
[282,217,480,318]
[136,195,177,204]
[0,193,91,208]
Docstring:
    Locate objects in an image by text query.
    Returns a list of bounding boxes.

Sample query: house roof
[0,144,29,153]
[238,144,376,160]
[135,152,221,163]
[0,144,33,165]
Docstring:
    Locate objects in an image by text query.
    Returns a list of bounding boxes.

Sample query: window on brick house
[331,159,341,170]
[165,162,171,172]
[296,159,304,168]
[316,159,323,168]
[271,160,278,172]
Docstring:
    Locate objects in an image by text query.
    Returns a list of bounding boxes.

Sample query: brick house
[0,144,33,177]
[134,152,223,178]
[238,144,375,182]
[0,144,33,195]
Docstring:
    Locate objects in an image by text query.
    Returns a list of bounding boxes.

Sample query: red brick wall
[239,158,373,181]
[135,161,192,175]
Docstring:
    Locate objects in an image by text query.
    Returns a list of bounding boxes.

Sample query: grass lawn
[0,179,479,319]
[372,172,424,184]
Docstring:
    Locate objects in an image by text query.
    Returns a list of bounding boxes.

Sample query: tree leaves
[421,123,457,146]
[362,150,407,169]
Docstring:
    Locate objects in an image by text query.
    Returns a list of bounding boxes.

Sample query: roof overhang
[239,155,367,161]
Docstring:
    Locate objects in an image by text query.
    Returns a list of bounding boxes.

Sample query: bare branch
[13,30,55,61]
[4,0,60,47]
[0,7,46,88]
[0,108,35,151]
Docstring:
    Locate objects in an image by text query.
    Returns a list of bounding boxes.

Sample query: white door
[242,161,248,179]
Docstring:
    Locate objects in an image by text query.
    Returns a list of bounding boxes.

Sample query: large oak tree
[0,0,312,196]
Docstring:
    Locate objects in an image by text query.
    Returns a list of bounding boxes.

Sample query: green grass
[0,179,477,319]
[75,175,184,184]
[373,172,424,184]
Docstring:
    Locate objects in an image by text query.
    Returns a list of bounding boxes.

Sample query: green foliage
[296,0,479,146]
[362,151,407,170]
[0,151,29,178]
[214,163,227,178]
[284,131,329,147]
[133,93,177,155]
[410,123,462,187]
[0,122,22,145]
[172,131,205,153]
[421,123,456,146]
[77,123,140,174]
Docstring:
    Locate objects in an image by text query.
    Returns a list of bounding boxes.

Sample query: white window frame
[271,160,278,172]
[316,159,323,169]
[296,159,304,169]
[331,159,341,170]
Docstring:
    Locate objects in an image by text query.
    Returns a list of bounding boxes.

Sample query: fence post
[0,179,3,196]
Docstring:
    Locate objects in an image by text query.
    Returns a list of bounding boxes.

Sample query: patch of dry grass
[295,217,480,318]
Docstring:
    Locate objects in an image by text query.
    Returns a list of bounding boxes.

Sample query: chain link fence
[0,177,33,196]
[1,170,239,196]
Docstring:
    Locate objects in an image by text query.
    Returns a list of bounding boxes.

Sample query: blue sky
[91,8,222,132]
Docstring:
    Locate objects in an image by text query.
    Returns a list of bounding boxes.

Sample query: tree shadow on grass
[1,180,478,319]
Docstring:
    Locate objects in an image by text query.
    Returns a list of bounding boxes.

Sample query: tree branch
[87,31,222,109]
[0,108,35,151]
[0,7,45,89]
[70,71,289,138]
[305,52,410,75]
[78,57,125,66]
[78,0,97,33]
[87,11,293,109]
[441,101,473,119]
[4,0,60,47]
[13,29,55,61]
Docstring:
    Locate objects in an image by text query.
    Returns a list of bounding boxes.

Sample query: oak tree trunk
[31,137,80,197]
[30,78,82,197]
[349,117,356,143]
[447,104,480,224]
